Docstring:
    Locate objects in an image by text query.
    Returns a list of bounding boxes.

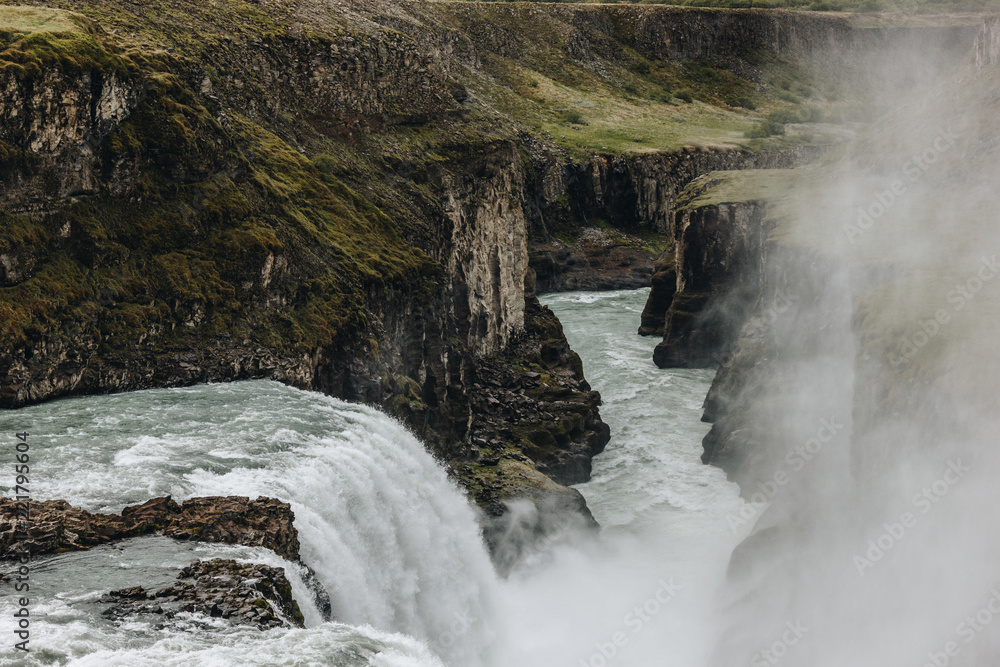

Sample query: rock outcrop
[101,559,305,630]
[638,256,677,336]
[642,174,774,368]
[0,1,980,554]
[0,496,299,560]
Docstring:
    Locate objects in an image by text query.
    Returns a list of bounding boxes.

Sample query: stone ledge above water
[0,495,300,561]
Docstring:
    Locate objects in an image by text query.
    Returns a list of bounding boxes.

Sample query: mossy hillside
[0,0,295,57]
[0,5,88,34]
[0,22,128,80]
[438,5,842,157]
[0,33,436,361]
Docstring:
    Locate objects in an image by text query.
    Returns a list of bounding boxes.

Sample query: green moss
[0,28,129,77]
[0,6,87,34]
[0,35,438,356]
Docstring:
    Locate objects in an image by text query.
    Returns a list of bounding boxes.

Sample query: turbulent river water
[0,288,747,666]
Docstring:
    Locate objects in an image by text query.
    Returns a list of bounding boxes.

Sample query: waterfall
[1,381,500,666]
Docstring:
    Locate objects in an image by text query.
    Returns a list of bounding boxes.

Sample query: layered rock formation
[101,558,306,630]
[640,170,793,367]
[0,495,300,560]
[675,18,1000,664]
[0,1,981,551]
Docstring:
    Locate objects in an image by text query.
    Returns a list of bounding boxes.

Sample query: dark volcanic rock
[652,193,771,369]
[529,230,658,294]
[0,496,299,560]
[101,558,305,630]
[638,256,677,337]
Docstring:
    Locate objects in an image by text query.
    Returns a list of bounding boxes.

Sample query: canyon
[0,1,979,530]
[2,4,999,663]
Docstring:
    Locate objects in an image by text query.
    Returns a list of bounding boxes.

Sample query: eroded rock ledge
[0,495,299,561]
[101,558,306,631]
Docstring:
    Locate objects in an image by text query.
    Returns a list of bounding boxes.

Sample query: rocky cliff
[676,18,1000,663]
[0,1,982,560]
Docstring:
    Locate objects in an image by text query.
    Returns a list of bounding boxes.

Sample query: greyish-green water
[1,288,747,666]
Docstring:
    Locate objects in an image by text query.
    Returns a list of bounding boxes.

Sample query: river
[0,288,747,666]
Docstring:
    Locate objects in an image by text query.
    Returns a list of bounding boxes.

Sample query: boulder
[101,558,305,630]
[0,495,299,560]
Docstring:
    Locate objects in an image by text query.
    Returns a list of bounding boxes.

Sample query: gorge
[2,1,999,665]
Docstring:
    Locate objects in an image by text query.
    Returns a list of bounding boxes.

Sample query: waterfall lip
[6,380,501,667]
[0,494,301,561]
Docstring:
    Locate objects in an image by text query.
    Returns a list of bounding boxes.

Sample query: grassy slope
[0,10,434,359]
[675,50,1000,390]
[429,3,850,157]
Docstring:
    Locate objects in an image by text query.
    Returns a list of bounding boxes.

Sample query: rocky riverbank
[0,1,981,559]
[0,495,300,560]
[101,559,306,631]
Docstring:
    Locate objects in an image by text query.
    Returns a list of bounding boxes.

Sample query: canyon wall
[0,1,982,550]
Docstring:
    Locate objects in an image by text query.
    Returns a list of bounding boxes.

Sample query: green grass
[677,169,804,209]
[0,6,85,33]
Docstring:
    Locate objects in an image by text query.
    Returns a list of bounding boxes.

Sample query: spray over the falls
[0,381,500,666]
[703,26,1000,667]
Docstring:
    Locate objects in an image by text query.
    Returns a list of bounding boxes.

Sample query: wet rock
[652,191,771,368]
[0,496,299,560]
[638,256,677,337]
[101,558,305,630]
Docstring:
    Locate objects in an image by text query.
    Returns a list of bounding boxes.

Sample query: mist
[699,21,1000,667]
[487,19,1000,667]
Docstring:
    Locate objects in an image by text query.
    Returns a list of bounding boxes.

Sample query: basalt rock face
[650,189,771,368]
[0,496,300,560]
[527,146,823,295]
[529,230,658,294]
[638,257,677,337]
[101,559,305,630]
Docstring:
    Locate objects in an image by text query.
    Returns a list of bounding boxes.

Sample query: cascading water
[496,289,746,667]
[0,381,499,666]
[1,288,747,666]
